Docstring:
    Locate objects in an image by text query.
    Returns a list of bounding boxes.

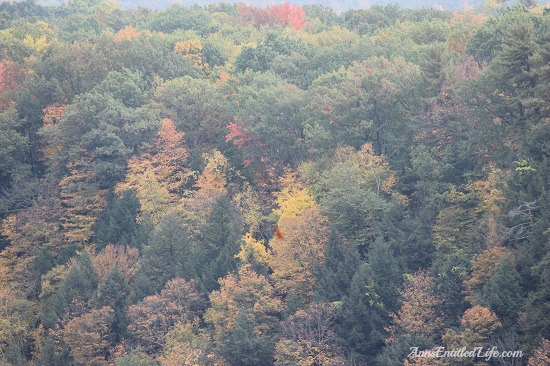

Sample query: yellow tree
[159,320,223,366]
[174,39,204,69]
[58,160,108,244]
[116,119,191,223]
[180,149,229,226]
[356,143,400,199]
[269,172,329,301]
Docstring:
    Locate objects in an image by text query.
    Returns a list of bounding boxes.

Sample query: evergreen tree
[193,195,243,292]
[98,266,129,344]
[95,190,143,248]
[61,251,98,306]
[479,257,523,326]
[141,211,192,293]
[338,240,402,363]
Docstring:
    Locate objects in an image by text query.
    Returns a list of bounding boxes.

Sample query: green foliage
[0,108,29,189]
[95,190,144,248]
[61,251,98,306]
[0,3,548,365]
[98,266,129,344]
[141,211,192,293]
[338,239,402,361]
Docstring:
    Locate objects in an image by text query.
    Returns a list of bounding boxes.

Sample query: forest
[0,0,549,365]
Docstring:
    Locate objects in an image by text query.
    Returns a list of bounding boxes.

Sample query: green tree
[94,190,143,248]
[98,266,129,345]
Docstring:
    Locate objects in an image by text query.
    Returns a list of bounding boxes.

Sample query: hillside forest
[0,1,549,365]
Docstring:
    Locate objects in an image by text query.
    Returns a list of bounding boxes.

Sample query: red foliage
[238,2,306,30]
[269,2,306,30]
[225,120,251,149]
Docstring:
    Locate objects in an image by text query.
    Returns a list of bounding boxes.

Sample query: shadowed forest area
[0,0,549,365]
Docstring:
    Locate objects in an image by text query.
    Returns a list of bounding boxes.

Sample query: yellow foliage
[236,233,270,267]
[174,39,204,68]
[159,320,220,366]
[195,150,228,197]
[232,183,264,234]
[274,171,316,219]
[59,163,107,244]
[23,35,50,54]
[117,119,191,223]
[270,205,329,300]
[179,150,229,224]
[39,264,68,300]
[117,161,171,224]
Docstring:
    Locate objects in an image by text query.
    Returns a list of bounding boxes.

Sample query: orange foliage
[274,226,284,240]
[42,103,67,128]
[116,26,141,41]
[387,271,444,343]
[461,306,501,336]
[215,71,230,85]
[464,246,512,305]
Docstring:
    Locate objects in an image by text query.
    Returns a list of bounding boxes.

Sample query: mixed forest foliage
[0,0,549,365]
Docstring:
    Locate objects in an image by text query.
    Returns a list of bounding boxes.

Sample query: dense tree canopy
[0,1,548,365]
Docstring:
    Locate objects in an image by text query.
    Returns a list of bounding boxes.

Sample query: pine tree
[98,266,129,344]
[61,251,98,307]
[94,190,143,248]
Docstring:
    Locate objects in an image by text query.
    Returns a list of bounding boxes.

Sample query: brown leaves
[90,244,140,284]
[0,60,26,112]
[529,339,550,366]
[274,303,346,366]
[62,306,114,366]
[128,278,206,354]
[387,271,444,343]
